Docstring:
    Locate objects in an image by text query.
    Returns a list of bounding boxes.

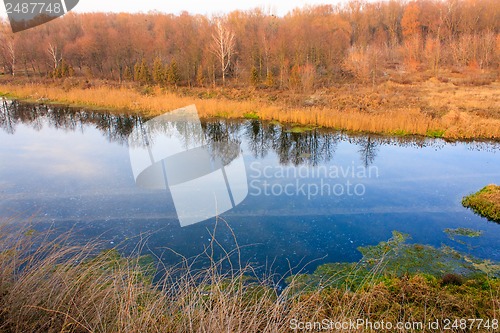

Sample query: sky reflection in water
[0,100,499,275]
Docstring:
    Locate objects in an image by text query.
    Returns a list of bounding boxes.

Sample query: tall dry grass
[1,81,499,140]
[0,220,363,333]
[0,219,498,333]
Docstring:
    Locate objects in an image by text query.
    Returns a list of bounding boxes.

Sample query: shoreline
[4,96,500,146]
[1,78,500,141]
[0,225,498,332]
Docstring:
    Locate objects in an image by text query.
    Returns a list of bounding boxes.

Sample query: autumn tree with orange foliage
[0,0,498,87]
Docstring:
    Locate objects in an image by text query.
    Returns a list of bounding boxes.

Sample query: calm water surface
[1,100,499,275]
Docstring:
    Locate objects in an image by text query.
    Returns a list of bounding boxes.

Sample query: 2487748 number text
[5,2,63,14]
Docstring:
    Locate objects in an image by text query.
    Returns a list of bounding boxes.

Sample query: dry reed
[1,81,499,140]
[0,219,498,333]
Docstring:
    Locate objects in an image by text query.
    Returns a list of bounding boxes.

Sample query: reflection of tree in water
[243,120,278,159]
[130,119,206,149]
[202,121,242,165]
[356,136,379,167]
[0,100,18,134]
[242,121,338,166]
[275,130,338,166]
[0,101,242,164]
[0,100,138,144]
[211,119,338,166]
[4,101,494,168]
[93,112,138,143]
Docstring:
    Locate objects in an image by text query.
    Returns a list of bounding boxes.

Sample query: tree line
[0,0,498,90]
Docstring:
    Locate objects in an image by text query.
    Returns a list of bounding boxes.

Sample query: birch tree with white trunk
[210,19,235,86]
[48,42,62,70]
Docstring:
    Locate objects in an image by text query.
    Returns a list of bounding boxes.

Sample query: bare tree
[47,42,62,70]
[210,19,235,86]
[0,27,16,76]
[6,40,16,76]
[358,136,379,167]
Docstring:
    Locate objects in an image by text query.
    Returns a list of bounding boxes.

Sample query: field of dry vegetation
[1,69,499,140]
[1,0,498,139]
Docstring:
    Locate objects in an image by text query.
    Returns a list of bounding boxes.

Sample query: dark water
[1,100,499,275]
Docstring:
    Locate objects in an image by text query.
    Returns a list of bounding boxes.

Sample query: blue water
[1,100,499,275]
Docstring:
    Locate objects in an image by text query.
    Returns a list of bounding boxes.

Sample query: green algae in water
[444,228,483,238]
[289,231,499,291]
[444,227,484,248]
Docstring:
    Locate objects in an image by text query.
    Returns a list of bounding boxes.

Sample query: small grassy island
[463,185,500,223]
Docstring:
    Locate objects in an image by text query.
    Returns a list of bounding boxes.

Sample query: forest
[0,0,498,90]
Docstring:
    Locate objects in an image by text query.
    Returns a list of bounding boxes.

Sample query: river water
[1,100,499,275]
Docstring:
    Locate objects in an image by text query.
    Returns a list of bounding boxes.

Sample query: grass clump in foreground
[0,225,498,333]
[463,184,500,223]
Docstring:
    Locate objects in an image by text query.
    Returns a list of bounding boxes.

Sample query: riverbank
[463,185,500,222]
[0,227,498,333]
[1,75,500,140]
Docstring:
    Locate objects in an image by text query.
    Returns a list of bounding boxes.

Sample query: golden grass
[0,221,364,333]
[1,80,500,139]
[0,221,498,333]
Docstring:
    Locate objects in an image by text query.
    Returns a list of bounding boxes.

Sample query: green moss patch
[426,129,446,138]
[462,184,500,223]
[286,125,315,133]
[243,112,259,119]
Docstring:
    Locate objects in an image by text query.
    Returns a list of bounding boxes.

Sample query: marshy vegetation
[0,223,498,333]
[0,0,499,140]
[463,185,500,223]
[1,77,500,140]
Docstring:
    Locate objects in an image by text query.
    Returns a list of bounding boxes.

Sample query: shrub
[441,273,463,286]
